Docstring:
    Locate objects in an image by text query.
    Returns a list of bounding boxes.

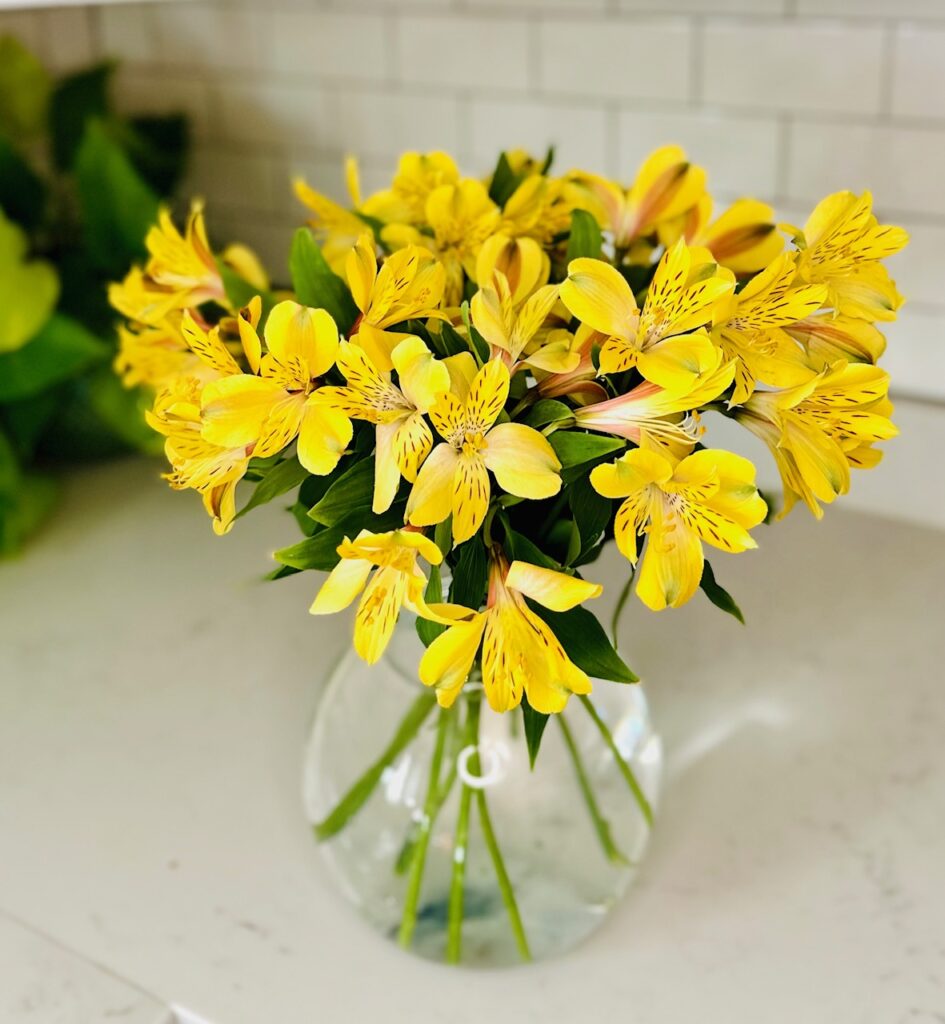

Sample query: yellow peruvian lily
[572,146,706,254]
[573,359,735,456]
[591,448,767,611]
[560,240,733,393]
[114,316,215,390]
[386,179,500,306]
[363,151,461,225]
[200,301,352,475]
[785,312,886,368]
[712,253,828,405]
[790,191,908,322]
[294,160,374,276]
[146,379,251,536]
[319,337,449,513]
[310,528,446,664]
[418,553,600,713]
[470,273,571,372]
[500,175,580,246]
[475,232,550,304]
[406,359,561,543]
[685,197,784,276]
[143,201,225,306]
[736,361,897,519]
[346,234,446,371]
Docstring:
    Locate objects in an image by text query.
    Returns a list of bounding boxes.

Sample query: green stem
[313,691,437,841]
[558,714,630,867]
[475,786,531,961]
[398,706,453,948]
[446,697,477,964]
[610,568,636,649]
[579,694,653,828]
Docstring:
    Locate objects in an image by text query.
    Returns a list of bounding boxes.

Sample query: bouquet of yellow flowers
[112,145,905,966]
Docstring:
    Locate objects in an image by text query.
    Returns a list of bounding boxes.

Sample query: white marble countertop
[1,458,944,1024]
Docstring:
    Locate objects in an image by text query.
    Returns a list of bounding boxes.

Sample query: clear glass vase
[302,616,662,967]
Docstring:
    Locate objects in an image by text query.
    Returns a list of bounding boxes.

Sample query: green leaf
[273,526,347,571]
[0,136,45,229]
[569,475,612,559]
[699,560,745,624]
[449,538,488,610]
[0,470,58,557]
[289,228,359,332]
[416,564,447,647]
[74,120,160,275]
[308,457,374,526]
[49,62,113,170]
[521,695,550,770]
[123,114,190,196]
[85,369,161,454]
[237,457,309,520]
[428,318,472,358]
[549,430,625,469]
[523,399,573,429]
[504,528,559,569]
[566,209,603,263]
[0,210,59,353]
[530,603,638,684]
[0,314,106,402]
[0,36,50,140]
[434,517,452,558]
[487,152,524,207]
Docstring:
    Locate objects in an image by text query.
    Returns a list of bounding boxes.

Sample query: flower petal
[481,422,561,500]
[451,452,490,543]
[310,556,372,615]
[635,518,704,611]
[392,335,449,413]
[406,443,458,527]
[560,257,638,339]
[297,397,352,475]
[201,374,282,448]
[418,613,486,708]
[465,358,510,433]
[505,561,602,611]
[354,566,406,664]
[265,302,340,377]
[392,411,433,482]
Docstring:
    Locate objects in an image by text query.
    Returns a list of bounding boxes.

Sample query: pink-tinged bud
[574,381,701,447]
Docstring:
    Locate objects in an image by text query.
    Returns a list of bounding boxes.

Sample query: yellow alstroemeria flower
[573,359,735,456]
[146,379,251,536]
[418,554,600,713]
[319,337,449,514]
[294,160,373,276]
[143,201,226,306]
[591,448,767,611]
[571,146,707,254]
[560,240,733,394]
[500,175,579,246]
[784,312,886,368]
[310,528,446,664]
[684,197,784,277]
[790,191,908,322]
[712,252,828,405]
[406,359,561,543]
[200,301,352,475]
[114,317,215,390]
[475,232,550,304]
[363,150,461,225]
[346,234,446,371]
[736,361,897,519]
[386,179,500,306]
[470,273,570,373]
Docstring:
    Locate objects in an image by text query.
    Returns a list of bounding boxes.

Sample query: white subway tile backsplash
[265,11,389,83]
[617,109,780,197]
[152,3,265,73]
[40,9,96,73]
[538,18,692,102]
[112,68,214,139]
[884,222,945,309]
[184,147,276,212]
[881,307,945,403]
[99,4,158,64]
[796,0,945,17]
[469,98,609,176]
[396,14,530,92]
[619,0,785,12]
[336,89,463,161]
[216,81,336,149]
[703,21,885,116]
[786,120,945,218]
[891,26,945,121]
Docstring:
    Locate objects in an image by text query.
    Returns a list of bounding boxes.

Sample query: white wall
[2,0,943,527]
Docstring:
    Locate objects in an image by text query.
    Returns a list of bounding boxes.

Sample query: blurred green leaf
[0,314,107,403]
[530,603,638,684]
[566,209,603,263]
[0,36,51,140]
[699,560,745,624]
[50,61,114,169]
[289,228,358,332]
[549,431,624,469]
[0,471,58,557]
[449,538,488,610]
[0,210,59,353]
[237,456,309,520]
[0,136,45,229]
[74,119,160,275]
[274,526,347,571]
[522,695,550,770]
[416,564,447,647]
[308,458,374,527]
[124,114,189,195]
